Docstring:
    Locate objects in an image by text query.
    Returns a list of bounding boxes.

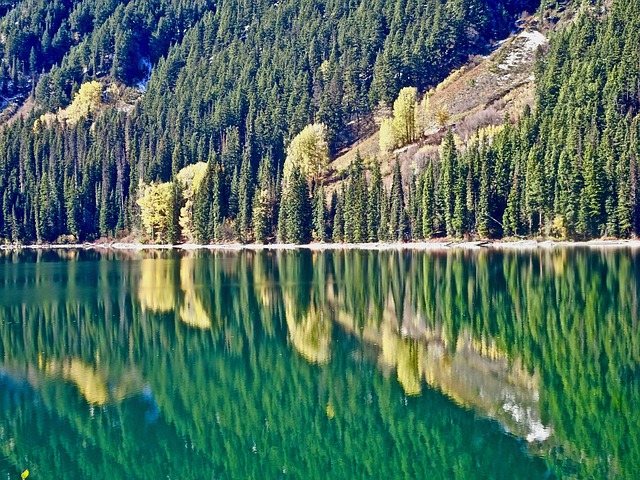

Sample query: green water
[0,248,638,479]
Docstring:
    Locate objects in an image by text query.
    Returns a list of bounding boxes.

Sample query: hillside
[0,0,638,245]
[0,0,539,244]
[331,11,563,179]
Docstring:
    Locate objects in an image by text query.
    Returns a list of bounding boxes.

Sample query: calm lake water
[0,247,638,479]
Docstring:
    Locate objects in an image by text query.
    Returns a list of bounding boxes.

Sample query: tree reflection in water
[0,247,638,479]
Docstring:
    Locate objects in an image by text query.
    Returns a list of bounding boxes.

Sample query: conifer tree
[167,157,182,244]
[279,167,311,244]
[332,188,345,243]
[439,130,457,237]
[37,172,53,243]
[503,167,522,237]
[452,156,468,237]
[164,182,180,244]
[194,159,214,244]
[477,155,490,237]
[422,161,435,239]
[577,145,606,238]
[389,160,409,241]
[312,184,327,242]
[379,186,390,242]
[412,174,423,240]
[64,178,82,240]
[210,163,224,242]
[367,160,383,242]
[252,155,276,244]
[346,152,368,242]
[524,147,545,234]
[237,152,253,243]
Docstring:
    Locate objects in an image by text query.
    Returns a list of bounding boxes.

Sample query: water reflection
[0,247,638,478]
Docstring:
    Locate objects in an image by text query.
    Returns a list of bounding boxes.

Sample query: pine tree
[99,189,116,240]
[279,167,312,244]
[332,188,345,243]
[477,155,490,237]
[389,159,409,241]
[422,161,435,239]
[312,184,327,242]
[165,181,181,244]
[379,186,390,242]
[439,130,457,237]
[367,160,383,242]
[237,152,253,243]
[252,155,276,244]
[228,165,240,221]
[37,172,53,243]
[577,145,605,238]
[194,152,225,243]
[210,163,224,242]
[347,152,368,242]
[167,154,182,244]
[524,147,545,235]
[412,173,423,240]
[452,156,468,237]
[503,167,522,237]
[64,177,82,240]
[194,158,215,244]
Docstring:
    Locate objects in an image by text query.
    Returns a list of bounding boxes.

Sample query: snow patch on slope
[498,30,547,71]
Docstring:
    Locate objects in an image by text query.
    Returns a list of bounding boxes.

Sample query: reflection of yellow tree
[138,258,176,313]
[43,358,144,406]
[138,255,211,329]
[179,257,211,329]
[381,323,422,396]
[284,293,331,365]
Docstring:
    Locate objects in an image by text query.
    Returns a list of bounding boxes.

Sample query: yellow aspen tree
[284,123,330,182]
[379,117,398,153]
[392,86,418,145]
[137,182,174,243]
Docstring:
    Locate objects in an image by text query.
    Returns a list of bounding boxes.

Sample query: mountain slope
[0,0,538,243]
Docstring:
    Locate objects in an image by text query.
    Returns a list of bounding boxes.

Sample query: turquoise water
[0,248,638,479]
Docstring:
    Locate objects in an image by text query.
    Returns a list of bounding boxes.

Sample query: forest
[0,0,637,244]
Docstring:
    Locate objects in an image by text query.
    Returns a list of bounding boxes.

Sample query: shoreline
[2,238,640,251]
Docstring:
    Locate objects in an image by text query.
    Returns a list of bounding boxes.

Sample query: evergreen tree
[279,167,311,244]
[503,167,522,237]
[252,155,276,244]
[237,152,253,243]
[346,152,368,243]
[332,188,345,243]
[389,160,409,242]
[194,158,215,244]
[367,160,383,242]
[379,186,390,242]
[452,156,468,237]
[422,161,436,239]
[439,130,457,237]
[477,154,491,237]
[312,184,327,242]
[412,173,424,240]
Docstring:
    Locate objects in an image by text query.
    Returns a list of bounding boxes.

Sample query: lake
[0,247,638,479]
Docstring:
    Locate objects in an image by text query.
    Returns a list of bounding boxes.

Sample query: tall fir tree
[367,160,383,242]
[439,130,457,237]
[279,167,312,244]
[389,159,409,241]
[237,151,254,243]
[252,155,276,244]
[312,184,327,242]
[422,161,435,239]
